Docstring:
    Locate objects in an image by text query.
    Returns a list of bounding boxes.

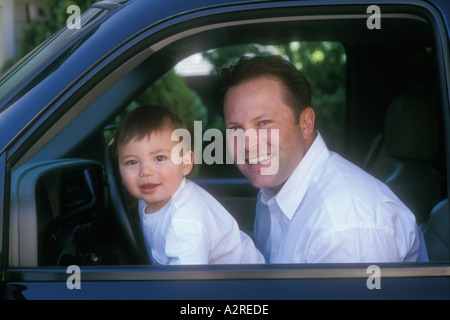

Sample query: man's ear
[299,107,315,140]
[182,150,194,176]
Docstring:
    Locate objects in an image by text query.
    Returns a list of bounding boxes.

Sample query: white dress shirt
[140,178,264,265]
[254,133,429,263]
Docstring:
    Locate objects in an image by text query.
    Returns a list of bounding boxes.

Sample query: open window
[7,2,448,271]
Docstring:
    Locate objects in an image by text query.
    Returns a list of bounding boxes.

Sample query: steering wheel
[104,145,151,265]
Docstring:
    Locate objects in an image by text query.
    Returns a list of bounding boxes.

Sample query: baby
[113,105,264,265]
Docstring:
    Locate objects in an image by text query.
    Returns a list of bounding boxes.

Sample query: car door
[1,0,450,301]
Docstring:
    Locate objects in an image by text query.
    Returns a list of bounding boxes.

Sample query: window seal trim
[149,13,428,52]
[5,264,450,282]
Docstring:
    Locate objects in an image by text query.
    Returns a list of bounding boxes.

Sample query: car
[0,0,449,301]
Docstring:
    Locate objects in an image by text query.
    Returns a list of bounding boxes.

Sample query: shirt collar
[171,177,187,201]
[260,132,331,220]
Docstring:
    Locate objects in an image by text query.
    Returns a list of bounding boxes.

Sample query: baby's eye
[229,126,243,132]
[125,160,137,166]
[154,155,166,162]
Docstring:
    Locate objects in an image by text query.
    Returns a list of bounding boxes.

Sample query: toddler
[113,105,264,265]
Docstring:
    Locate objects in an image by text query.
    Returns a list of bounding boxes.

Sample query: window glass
[9,6,447,270]
[0,8,108,110]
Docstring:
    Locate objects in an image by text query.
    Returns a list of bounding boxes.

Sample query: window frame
[3,0,450,300]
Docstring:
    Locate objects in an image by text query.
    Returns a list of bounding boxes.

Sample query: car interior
[7,4,450,267]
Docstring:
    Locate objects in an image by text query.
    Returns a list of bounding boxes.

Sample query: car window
[6,2,449,270]
[0,8,109,110]
[104,41,347,178]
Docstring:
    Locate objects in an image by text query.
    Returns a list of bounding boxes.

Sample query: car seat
[364,88,443,224]
[422,199,449,261]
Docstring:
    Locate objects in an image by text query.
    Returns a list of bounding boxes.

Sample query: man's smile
[248,153,274,165]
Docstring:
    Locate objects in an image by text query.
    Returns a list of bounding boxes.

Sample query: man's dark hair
[217,55,312,122]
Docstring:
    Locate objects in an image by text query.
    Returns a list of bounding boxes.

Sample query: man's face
[224,76,315,193]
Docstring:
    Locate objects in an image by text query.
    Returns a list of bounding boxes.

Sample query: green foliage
[2,0,97,71]
[134,69,208,133]
[290,42,346,145]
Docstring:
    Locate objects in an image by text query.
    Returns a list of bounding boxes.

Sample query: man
[219,55,428,263]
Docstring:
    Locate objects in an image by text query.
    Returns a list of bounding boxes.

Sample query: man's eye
[260,120,271,126]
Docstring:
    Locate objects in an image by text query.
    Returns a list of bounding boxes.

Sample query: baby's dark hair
[112,105,190,162]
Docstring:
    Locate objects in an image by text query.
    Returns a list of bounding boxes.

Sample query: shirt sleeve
[307,226,401,263]
[306,199,428,263]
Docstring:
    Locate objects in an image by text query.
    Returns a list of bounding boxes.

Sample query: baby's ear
[182,150,194,176]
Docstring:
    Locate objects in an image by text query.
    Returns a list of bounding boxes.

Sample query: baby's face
[118,128,192,214]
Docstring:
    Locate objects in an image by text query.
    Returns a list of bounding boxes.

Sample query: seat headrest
[385,90,438,162]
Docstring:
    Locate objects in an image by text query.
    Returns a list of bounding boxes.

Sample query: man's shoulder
[308,152,413,219]
[314,151,394,197]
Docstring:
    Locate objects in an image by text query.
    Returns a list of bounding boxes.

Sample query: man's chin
[245,174,280,191]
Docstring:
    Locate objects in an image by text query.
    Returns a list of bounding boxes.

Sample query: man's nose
[244,128,259,152]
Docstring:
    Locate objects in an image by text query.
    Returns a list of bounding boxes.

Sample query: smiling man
[220,55,428,263]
